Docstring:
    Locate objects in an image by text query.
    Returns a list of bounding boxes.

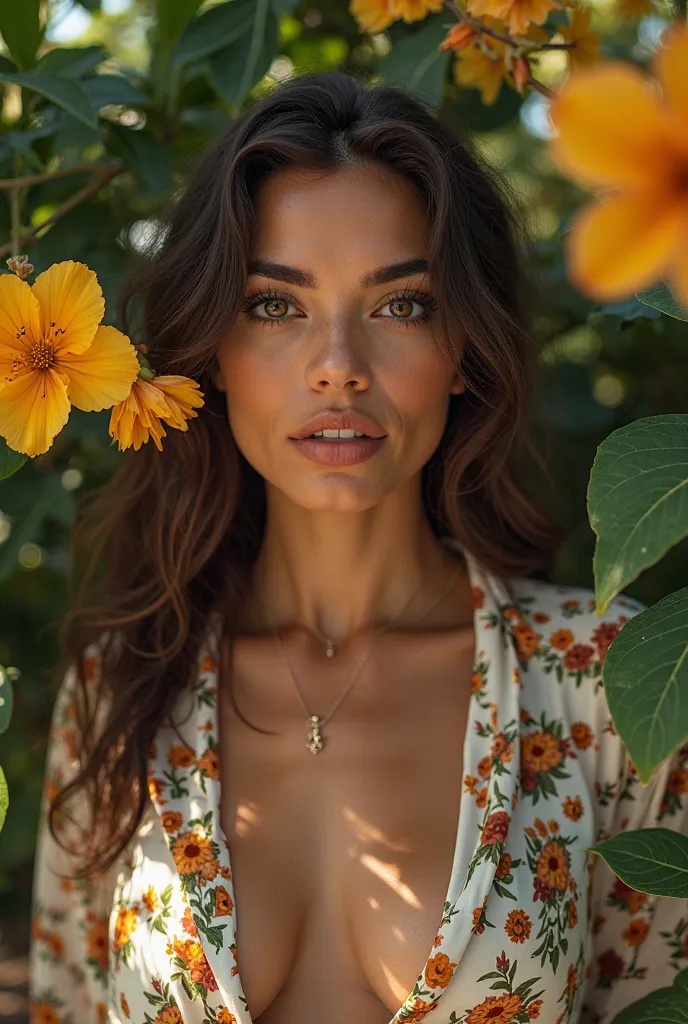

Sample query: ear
[212,361,227,393]
[450,374,465,396]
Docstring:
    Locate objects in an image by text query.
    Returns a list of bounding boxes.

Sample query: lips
[290,410,386,440]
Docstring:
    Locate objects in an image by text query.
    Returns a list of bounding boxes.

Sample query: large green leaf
[590,828,688,898]
[637,283,688,322]
[156,0,205,54]
[0,439,27,480]
[0,665,13,735]
[609,968,688,1024]
[0,766,7,833]
[0,0,42,70]
[377,13,452,110]
[173,0,258,67]
[207,0,278,111]
[0,72,97,128]
[588,414,688,613]
[603,589,688,783]
[105,124,173,194]
[82,73,149,109]
[34,45,107,78]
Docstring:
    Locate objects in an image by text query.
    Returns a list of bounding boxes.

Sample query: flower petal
[0,369,71,456]
[31,261,105,356]
[109,379,171,452]
[565,192,684,301]
[549,65,671,189]
[152,376,205,430]
[0,273,41,368]
[654,23,688,124]
[58,325,140,412]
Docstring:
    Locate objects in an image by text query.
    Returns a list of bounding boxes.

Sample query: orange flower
[172,831,215,876]
[201,654,216,673]
[392,0,443,21]
[198,748,220,780]
[528,1000,543,1019]
[536,840,570,890]
[472,586,485,608]
[168,744,196,769]
[504,908,532,942]
[521,731,562,773]
[154,1008,183,1024]
[0,261,139,456]
[549,24,688,306]
[471,671,485,694]
[478,754,493,779]
[496,852,513,878]
[476,786,489,808]
[113,904,139,950]
[550,628,574,650]
[548,819,559,833]
[563,795,583,821]
[623,917,650,947]
[120,992,131,1018]
[349,0,396,32]
[512,623,541,661]
[559,6,602,71]
[466,0,556,37]
[142,886,159,913]
[568,898,578,928]
[668,769,688,794]
[454,31,509,106]
[86,917,109,972]
[217,1011,237,1024]
[534,817,548,837]
[492,734,514,764]
[466,993,522,1024]
[32,1006,61,1024]
[565,962,578,997]
[109,374,204,452]
[571,722,594,750]
[439,23,477,52]
[397,998,439,1023]
[215,885,234,917]
[161,810,183,834]
[425,950,458,989]
[482,810,511,845]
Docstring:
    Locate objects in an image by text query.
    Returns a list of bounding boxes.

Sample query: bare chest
[216,630,474,1023]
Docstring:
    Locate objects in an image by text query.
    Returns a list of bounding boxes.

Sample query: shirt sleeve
[580,602,688,1022]
[28,645,117,1024]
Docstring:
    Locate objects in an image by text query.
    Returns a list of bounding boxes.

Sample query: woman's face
[213,162,464,512]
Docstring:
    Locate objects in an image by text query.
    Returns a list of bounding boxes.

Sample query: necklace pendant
[325,641,335,658]
[306,715,324,754]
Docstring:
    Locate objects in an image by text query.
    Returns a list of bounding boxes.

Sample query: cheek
[219,347,288,459]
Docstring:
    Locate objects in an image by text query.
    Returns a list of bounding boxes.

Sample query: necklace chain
[259,558,465,754]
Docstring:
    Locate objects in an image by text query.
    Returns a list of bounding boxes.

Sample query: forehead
[249,163,430,275]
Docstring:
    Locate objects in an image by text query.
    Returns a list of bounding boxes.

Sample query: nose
[304,322,371,393]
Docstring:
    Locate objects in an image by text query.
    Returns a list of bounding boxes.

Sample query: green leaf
[0,72,97,128]
[207,0,278,111]
[609,963,688,1024]
[270,0,299,11]
[0,0,42,70]
[34,45,106,78]
[156,0,205,55]
[588,414,688,612]
[636,283,688,322]
[0,765,7,833]
[603,589,688,782]
[82,73,148,109]
[105,124,173,194]
[377,12,452,110]
[173,0,258,67]
[0,666,13,735]
[0,438,27,480]
[590,828,688,899]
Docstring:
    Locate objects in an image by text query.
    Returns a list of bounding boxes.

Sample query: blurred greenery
[0,0,686,939]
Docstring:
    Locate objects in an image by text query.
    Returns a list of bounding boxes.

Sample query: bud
[511,55,531,94]
[6,254,34,280]
[439,23,477,52]
[137,365,156,381]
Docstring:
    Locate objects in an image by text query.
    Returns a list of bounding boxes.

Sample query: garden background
[0,0,687,1019]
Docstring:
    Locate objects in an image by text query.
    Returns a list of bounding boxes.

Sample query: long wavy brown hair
[49,70,562,880]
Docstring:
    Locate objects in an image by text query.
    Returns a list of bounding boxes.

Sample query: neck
[243,477,465,642]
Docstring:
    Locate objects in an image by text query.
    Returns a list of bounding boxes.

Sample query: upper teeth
[311,429,365,438]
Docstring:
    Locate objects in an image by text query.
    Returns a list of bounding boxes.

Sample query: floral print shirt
[29,539,688,1024]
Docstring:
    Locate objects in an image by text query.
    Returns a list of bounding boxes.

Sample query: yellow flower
[466,0,557,38]
[559,6,602,71]
[454,32,509,105]
[391,0,443,21]
[109,374,204,452]
[0,261,139,456]
[349,0,396,33]
[549,23,688,306]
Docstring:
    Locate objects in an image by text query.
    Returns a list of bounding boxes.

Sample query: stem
[9,188,20,257]
[0,164,111,190]
[444,1,574,50]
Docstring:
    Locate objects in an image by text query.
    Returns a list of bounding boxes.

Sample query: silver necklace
[259,560,464,754]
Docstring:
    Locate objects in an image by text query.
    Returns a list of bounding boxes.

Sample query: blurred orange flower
[109,375,204,452]
[466,0,558,38]
[349,0,395,32]
[559,6,602,70]
[392,0,443,20]
[454,29,510,105]
[549,24,688,306]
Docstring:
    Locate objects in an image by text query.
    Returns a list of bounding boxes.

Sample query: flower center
[549,856,560,870]
[184,843,200,858]
[28,339,56,372]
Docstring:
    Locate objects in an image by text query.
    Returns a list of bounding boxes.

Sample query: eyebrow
[246,256,430,289]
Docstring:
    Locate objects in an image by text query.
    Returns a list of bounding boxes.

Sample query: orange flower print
[478,755,493,779]
[513,667,522,688]
[564,643,595,672]
[568,899,578,928]
[548,819,559,834]
[161,810,183,834]
[168,744,196,769]
[198,747,220,780]
[591,621,621,664]
[200,857,220,882]
[534,817,548,838]
[561,599,581,613]
[549,628,574,650]
[492,733,514,763]
[471,671,485,694]
[565,962,577,997]
[512,623,541,661]
[182,905,198,935]
[32,1004,61,1024]
[142,885,159,913]
[668,769,688,794]
[610,877,649,914]
[521,731,562,773]
[201,654,216,673]
[464,774,479,795]
[86,915,109,972]
[120,992,131,1018]
[536,841,570,890]
[154,1008,183,1024]
[166,938,218,992]
[42,930,65,958]
[571,722,594,750]
[532,611,550,623]
[528,1000,543,1019]
[563,795,583,821]
[623,917,650,947]
[472,586,485,609]
[476,787,489,808]
[397,997,439,1022]
[217,1011,237,1024]
[472,895,489,934]
[433,932,444,948]
[504,909,532,943]
[466,993,522,1024]
[97,1006,107,1024]
[425,951,458,988]
[496,852,512,878]
[147,771,167,806]
[113,903,139,951]
[481,810,511,846]
[215,885,234,916]
[172,831,215,875]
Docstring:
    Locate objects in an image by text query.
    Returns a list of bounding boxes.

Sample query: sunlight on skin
[342,806,410,852]
[367,896,380,910]
[392,927,405,942]
[378,961,410,1003]
[359,854,423,909]
[235,801,261,837]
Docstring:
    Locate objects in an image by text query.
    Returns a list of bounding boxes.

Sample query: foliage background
[0,0,686,1016]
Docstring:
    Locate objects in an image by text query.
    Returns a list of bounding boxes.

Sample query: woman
[28,70,688,1024]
